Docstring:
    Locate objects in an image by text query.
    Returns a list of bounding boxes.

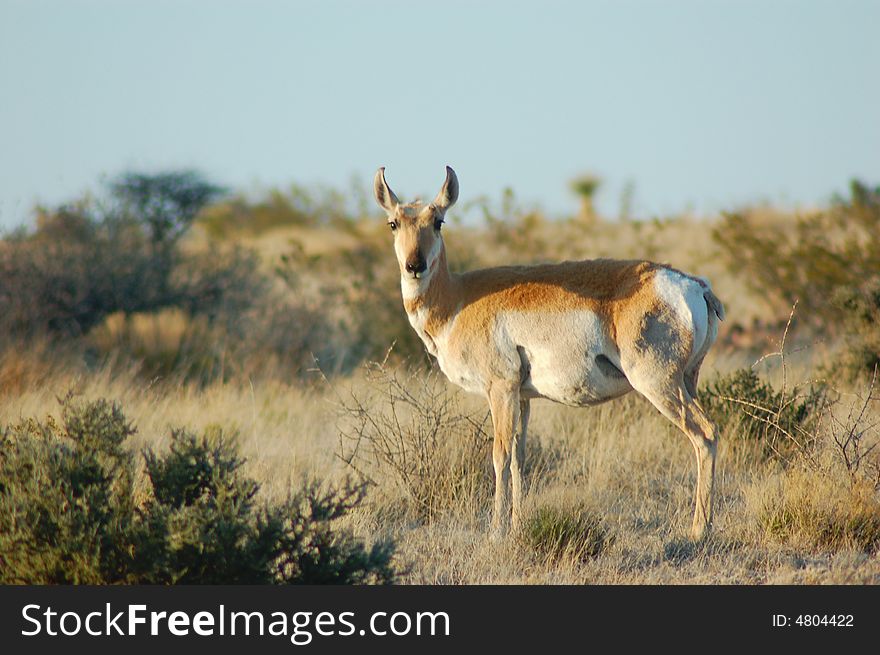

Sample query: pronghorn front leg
[488,381,521,537]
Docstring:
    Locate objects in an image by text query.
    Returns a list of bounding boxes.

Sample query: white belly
[419,308,633,405]
[504,310,632,406]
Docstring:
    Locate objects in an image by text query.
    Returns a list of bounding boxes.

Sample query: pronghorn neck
[401,244,458,349]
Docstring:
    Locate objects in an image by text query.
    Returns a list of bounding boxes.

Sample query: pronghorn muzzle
[405,253,427,276]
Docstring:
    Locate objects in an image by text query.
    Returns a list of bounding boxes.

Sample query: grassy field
[2,182,879,584]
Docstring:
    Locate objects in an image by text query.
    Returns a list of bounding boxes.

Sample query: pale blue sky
[1,0,878,228]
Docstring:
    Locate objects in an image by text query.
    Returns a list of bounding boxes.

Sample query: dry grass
[4,353,877,584]
[3,214,878,584]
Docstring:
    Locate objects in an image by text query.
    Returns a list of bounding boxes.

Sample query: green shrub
[0,395,140,583]
[828,279,880,382]
[0,395,396,584]
[173,246,269,331]
[1,210,157,337]
[700,368,826,458]
[0,169,339,383]
[0,171,248,340]
[520,503,610,563]
[198,182,357,239]
[712,179,880,378]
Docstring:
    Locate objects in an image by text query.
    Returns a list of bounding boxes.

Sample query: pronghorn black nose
[405,256,427,275]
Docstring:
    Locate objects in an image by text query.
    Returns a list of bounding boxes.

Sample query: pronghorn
[374,166,725,540]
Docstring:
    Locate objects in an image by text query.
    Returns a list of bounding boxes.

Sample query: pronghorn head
[373,166,459,282]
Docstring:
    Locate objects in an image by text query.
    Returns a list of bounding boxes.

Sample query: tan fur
[375,167,724,540]
[450,259,660,347]
[409,258,691,371]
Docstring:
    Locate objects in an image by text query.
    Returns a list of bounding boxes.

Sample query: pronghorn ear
[432,166,459,211]
[373,167,399,213]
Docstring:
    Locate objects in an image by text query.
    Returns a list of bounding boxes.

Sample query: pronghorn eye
[388,220,398,231]
[434,218,443,231]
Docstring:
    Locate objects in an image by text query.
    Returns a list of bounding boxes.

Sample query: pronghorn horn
[373,167,400,212]
[433,165,459,211]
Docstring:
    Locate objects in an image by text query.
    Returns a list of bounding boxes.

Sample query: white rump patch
[652,268,708,369]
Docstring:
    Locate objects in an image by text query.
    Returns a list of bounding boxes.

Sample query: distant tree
[0,170,236,338]
[110,170,225,249]
[109,170,225,301]
[570,174,602,225]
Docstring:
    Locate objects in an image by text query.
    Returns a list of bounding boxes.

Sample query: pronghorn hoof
[690,526,711,542]
[489,527,507,543]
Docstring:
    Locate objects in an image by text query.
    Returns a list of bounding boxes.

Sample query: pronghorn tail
[695,276,725,321]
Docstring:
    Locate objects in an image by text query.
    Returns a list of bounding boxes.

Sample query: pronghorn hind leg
[684,360,715,444]
[488,381,521,538]
[511,398,530,531]
[682,396,717,541]
[683,356,705,399]
[633,378,718,540]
